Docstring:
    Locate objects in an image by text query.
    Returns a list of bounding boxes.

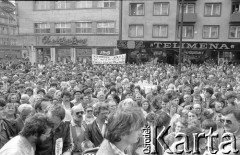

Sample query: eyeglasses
[86,110,93,113]
[76,111,84,115]
[220,119,232,125]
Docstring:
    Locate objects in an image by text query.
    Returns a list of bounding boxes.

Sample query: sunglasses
[220,119,232,125]
[86,110,93,113]
[76,111,84,115]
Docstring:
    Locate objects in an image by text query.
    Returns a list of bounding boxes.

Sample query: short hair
[185,127,203,148]
[37,89,46,95]
[73,90,83,96]
[61,91,72,98]
[155,111,171,127]
[106,108,145,143]
[25,87,33,94]
[202,119,217,132]
[19,113,54,137]
[50,83,58,87]
[206,87,214,95]
[93,103,109,116]
[221,106,240,122]
[47,104,65,120]
[18,104,33,114]
[173,117,188,131]
[118,98,138,110]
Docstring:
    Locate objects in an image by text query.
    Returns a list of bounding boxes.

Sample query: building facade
[16,0,120,64]
[0,0,21,62]
[117,0,240,64]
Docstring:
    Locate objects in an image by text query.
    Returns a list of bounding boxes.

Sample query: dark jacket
[84,120,103,147]
[35,121,72,155]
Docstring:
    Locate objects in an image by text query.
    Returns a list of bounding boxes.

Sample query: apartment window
[204,3,221,16]
[178,25,194,38]
[55,23,71,33]
[129,25,144,38]
[10,39,16,46]
[34,23,50,33]
[232,3,240,14]
[55,1,71,9]
[76,22,92,33]
[1,26,7,35]
[180,3,195,13]
[76,1,92,8]
[9,28,16,35]
[97,0,115,8]
[229,26,240,38]
[34,1,50,10]
[153,25,168,38]
[130,3,144,16]
[203,25,219,39]
[97,22,115,33]
[153,2,169,16]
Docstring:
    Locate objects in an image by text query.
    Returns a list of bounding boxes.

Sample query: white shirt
[0,135,35,155]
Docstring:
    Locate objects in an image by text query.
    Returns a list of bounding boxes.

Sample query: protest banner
[92,54,126,64]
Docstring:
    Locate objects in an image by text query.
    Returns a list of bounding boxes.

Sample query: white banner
[92,54,126,64]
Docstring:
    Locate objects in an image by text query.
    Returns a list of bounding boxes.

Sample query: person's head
[193,95,202,104]
[205,87,214,98]
[71,104,84,122]
[25,87,33,97]
[47,88,56,97]
[202,119,217,135]
[221,106,240,133]
[193,86,201,95]
[142,100,151,112]
[0,98,6,118]
[61,91,71,103]
[174,118,188,133]
[118,98,138,110]
[37,89,46,96]
[18,104,34,122]
[192,103,202,115]
[9,93,18,103]
[93,103,109,122]
[214,101,223,113]
[184,86,191,95]
[73,90,83,100]
[110,87,116,95]
[5,103,17,116]
[19,113,53,142]
[83,95,90,103]
[85,105,94,117]
[135,93,142,104]
[97,91,105,102]
[106,108,145,145]
[20,94,30,104]
[108,100,117,113]
[225,91,237,105]
[46,104,65,129]
[188,110,197,121]
[54,90,62,99]
[183,94,191,103]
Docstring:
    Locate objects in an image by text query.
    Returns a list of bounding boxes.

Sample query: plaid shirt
[110,142,126,155]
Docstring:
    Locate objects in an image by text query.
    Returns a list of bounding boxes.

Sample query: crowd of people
[0,60,240,155]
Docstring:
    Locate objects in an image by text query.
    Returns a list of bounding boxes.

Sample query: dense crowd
[0,61,240,155]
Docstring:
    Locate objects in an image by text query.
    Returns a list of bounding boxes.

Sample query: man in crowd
[0,113,53,155]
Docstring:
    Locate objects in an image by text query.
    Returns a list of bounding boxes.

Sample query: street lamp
[178,0,184,75]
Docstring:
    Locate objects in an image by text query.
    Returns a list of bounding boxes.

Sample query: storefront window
[37,48,51,64]
[56,48,71,64]
[76,48,92,64]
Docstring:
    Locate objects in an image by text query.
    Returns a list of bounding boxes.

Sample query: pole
[7,12,11,61]
[178,0,184,75]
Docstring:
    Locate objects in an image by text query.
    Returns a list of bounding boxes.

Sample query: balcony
[178,13,197,23]
[230,13,240,23]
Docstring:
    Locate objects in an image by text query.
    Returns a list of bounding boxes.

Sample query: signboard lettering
[92,54,126,64]
[42,36,88,46]
[97,49,113,56]
[117,41,238,50]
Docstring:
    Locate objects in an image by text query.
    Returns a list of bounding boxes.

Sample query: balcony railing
[230,13,240,22]
[179,13,197,23]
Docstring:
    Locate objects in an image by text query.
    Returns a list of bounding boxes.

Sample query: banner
[92,54,126,64]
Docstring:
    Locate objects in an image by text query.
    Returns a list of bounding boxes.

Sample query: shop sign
[42,36,88,46]
[97,49,113,56]
[92,54,126,64]
[117,41,239,51]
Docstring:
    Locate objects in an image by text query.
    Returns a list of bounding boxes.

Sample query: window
[9,28,16,35]
[153,25,168,38]
[232,3,240,14]
[130,3,144,16]
[0,26,7,35]
[97,22,115,33]
[10,39,16,46]
[76,22,92,33]
[204,3,221,16]
[229,26,240,38]
[178,25,194,38]
[76,1,92,8]
[203,25,219,39]
[55,23,71,33]
[153,2,169,15]
[34,1,50,10]
[34,23,50,33]
[129,25,144,38]
[180,3,195,13]
[97,0,115,8]
[55,1,71,9]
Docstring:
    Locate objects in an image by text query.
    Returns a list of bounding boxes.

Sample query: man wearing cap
[70,104,87,155]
